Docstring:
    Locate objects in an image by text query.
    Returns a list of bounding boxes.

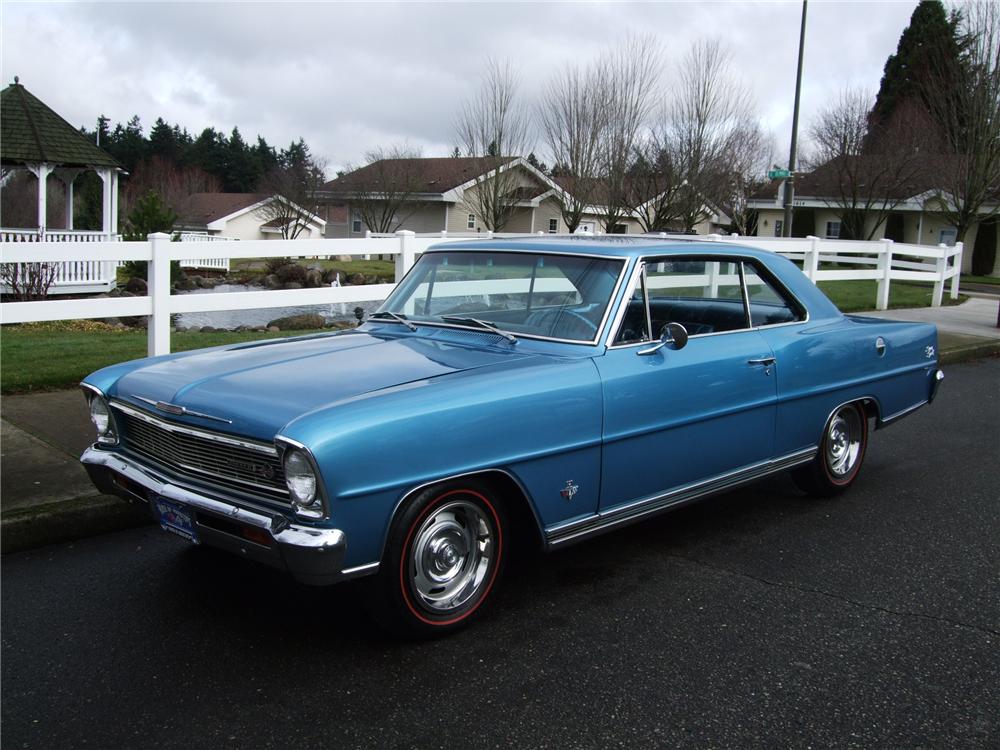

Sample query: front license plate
[153,497,199,544]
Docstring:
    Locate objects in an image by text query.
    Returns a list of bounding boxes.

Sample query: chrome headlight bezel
[275,438,327,520]
[82,384,118,445]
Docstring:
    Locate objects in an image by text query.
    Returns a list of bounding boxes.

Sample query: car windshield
[376,251,626,342]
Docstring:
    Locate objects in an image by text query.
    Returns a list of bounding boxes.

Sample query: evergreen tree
[224,127,258,192]
[148,118,178,161]
[867,0,964,149]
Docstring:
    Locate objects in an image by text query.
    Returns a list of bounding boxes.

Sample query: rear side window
[743,262,805,326]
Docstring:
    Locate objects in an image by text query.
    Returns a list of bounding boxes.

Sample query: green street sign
[768,169,791,179]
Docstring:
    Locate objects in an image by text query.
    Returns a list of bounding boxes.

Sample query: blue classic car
[81,238,943,635]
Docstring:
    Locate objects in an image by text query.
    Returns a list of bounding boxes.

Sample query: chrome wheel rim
[826,407,863,478]
[410,500,494,613]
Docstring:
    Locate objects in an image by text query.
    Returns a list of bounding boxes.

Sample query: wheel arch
[378,468,546,564]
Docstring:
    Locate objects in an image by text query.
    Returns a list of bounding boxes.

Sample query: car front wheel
[793,402,869,497]
[367,480,507,637]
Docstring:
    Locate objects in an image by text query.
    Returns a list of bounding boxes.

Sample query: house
[318,157,648,238]
[748,157,999,275]
[174,193,325,240]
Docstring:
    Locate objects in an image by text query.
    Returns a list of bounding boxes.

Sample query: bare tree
[256,142,327,239]
[538,63,605,232]
[454,58,533,231]
[923,0,1000,269]
[807,87,924,240]
[724,123,775,236]
[661,40,757,232]
[0,261,59,300]
[122,156,221,217]
[342,144,427,233]
[593,35,661,233]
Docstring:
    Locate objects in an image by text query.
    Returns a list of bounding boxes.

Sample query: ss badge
[560,480,579,501]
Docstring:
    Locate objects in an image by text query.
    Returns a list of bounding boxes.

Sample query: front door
[596,257,778,511]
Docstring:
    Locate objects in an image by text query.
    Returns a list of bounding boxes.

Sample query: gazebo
[1,78,122,238]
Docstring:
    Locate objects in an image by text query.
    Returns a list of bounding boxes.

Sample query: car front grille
[113,403,288,502]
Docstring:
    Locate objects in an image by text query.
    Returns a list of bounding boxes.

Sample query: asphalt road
[3,359,998,749]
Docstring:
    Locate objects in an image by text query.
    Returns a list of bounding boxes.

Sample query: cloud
[1,0,917,174]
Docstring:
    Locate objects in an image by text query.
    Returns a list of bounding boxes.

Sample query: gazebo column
[25,162,54,233]
[97,167,118,236]
[55,168,85,230]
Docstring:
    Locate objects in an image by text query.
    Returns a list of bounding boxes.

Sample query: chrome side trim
[545,447,817,548]
[111,400,278,456]
[879,399,929,427]
[340,561,380,579]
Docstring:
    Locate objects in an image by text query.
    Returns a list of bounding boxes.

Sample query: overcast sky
[2,1,918,176]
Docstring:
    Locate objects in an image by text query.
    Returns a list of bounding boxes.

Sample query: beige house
[318,157,647,238]
[174,193,325,240]
[748,160,999,275]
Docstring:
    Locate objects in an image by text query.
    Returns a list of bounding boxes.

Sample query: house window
[825,221,841,239]
[773,220,783,237]
[548,218,558,234]
[351,210,362,234]
[611,224,628,234]
[467,213,476,230]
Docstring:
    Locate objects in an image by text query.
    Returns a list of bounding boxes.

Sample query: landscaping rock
[284,281,303,290]
[305,269,324,288]
[125,277,148,294]
[267,326,280,332]
[266,314,325,330]
[200,326,216,333]
[264,274,282,289]
[276,263,307,284]
[334,255,353,262]
[196,276,215,289]
[176,276,197,291]
[349,273,366,285]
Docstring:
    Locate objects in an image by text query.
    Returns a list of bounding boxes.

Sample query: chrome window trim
[606,254,812,350]
[379,250,630,347]
[110,400,278,456]
[274,435,331,520]
[546,446,817,547]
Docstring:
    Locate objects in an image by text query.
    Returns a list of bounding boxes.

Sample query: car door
[595,256,778,512]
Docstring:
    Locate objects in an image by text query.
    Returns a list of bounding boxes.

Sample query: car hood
[110,331,536,440]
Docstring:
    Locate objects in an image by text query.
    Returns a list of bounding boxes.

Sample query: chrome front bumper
[81,447,347,585]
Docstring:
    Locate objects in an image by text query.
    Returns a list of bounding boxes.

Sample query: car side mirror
[637,322,689,356]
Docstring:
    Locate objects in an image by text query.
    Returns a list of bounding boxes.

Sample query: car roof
[426,236,782,262]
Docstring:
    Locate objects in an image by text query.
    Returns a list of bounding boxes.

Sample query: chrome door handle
[747,357,776,366]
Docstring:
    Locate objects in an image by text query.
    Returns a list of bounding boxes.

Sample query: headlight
[87,393,117,444]
[283,449,319,514]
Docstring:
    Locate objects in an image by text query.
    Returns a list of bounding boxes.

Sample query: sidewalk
[2,297,999,553]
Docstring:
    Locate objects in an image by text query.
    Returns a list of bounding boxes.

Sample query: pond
[175,285,385,330]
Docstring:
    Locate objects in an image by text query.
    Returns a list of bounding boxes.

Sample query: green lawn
[1,324,330,394]
[229,258,396,280]
[818,280,966,313]
[961,273,1000,286]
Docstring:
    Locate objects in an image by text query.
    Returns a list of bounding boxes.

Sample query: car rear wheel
[792,402,868,497]
[366,479,507,637]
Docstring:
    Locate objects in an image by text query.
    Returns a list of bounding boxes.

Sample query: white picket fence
[0,230,962,356]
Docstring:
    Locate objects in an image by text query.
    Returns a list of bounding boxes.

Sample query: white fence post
[394,230,415,282]
[148,232,171,357]
[950,241,963,300]
[804,236,820,281]
[932,243,948,307]
[876,239,894,310]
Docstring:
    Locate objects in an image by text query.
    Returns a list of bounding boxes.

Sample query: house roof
[749,156,962,203]
[174,192,267,226]
[0,81,121,169]
[322,156,516,195]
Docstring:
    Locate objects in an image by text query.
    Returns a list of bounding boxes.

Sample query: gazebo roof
[0,80,121,169]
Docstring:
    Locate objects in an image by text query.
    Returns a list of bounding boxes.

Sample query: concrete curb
[1,493,150,554]
[940,340,1000,365]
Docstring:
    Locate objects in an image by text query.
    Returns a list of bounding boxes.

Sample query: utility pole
[782,0,808,237]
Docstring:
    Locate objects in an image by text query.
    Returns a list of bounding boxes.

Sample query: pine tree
[867,0,964,149]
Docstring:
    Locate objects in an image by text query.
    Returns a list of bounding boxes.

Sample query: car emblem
[229,458,276,479]
[134,396,233,424]
[560,480,579,501]
[925,346,935,358]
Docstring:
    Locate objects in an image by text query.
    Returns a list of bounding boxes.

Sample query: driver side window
[614,257,748,345]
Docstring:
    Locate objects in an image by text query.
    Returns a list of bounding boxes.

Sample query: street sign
[768,169,791,180]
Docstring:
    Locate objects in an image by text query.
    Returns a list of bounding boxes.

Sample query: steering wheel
[527,308,598,339]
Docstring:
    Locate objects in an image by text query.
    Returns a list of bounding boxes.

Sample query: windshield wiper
[369,311,417,331]
[441,316,517,343]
